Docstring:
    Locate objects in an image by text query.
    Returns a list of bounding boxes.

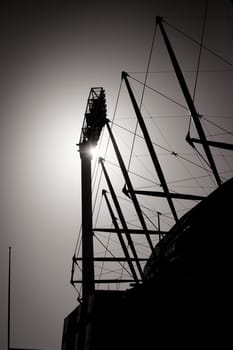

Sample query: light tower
[78,87,107,349]
[79,87,107,300]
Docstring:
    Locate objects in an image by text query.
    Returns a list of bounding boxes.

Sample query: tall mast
[122,71,179,223]
[156,16,222,187]
[77,87,107,350]
[78,87,107,302]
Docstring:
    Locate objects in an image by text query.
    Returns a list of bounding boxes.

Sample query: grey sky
[1,1,233,349]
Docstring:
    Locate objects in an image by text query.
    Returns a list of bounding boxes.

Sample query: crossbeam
[93,228,167,235]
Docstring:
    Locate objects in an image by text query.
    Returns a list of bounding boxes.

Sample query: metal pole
[79,142,95,350]
[77,87,107,350]
[80,142,95,302]
[8,246,11,350]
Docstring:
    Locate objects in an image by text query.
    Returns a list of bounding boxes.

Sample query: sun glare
[89,145,98,159]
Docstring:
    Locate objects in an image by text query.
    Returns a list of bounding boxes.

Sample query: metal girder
[126,189,204,201]
[93,228,167,235]
[74,257,148,262]
[187,136,233,151]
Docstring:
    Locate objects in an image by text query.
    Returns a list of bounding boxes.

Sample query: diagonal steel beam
[99,158,144,279]
[122,71,179,223]
[157,16,221,186]
[102,189,140,282]
[105,122,154,252]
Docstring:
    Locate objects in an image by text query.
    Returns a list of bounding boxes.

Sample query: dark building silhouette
[62,178,233,349]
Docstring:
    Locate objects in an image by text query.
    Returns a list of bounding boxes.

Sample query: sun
[89,145,99,159]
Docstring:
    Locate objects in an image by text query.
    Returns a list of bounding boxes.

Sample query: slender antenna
[8,246,11,350]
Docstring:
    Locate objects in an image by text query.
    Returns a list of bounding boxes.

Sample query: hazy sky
[1,1,233,349]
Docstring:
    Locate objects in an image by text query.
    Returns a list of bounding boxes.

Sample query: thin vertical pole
[79,142,95,350]
[8,246,11,350]
[80,143,95,302]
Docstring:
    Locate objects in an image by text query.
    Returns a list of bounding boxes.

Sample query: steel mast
[78,87,107,301]
[78,87,106,350]
[156,16,222,186]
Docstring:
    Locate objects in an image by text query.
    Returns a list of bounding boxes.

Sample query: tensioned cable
[147,110,208,206]
[96,231,124,247]
[117,194,170,227]
[112,120,172,154]
[207,132,233,137]
[111,121,215,174]
[93,232,132,277]
[111,119,218,195]
[201,118,233,177]
[202,116,233,173]
[187,0,208,138]
[129,74,187,110]
[119,195,159,231]
[133,74,218,205]
[127,20,158,172]
[203,116,233,136]
[167,173,217,185]
[128,69,233,74]
[105,158,160,186]
[95,266,129,277]
[179,150,214,194]
[163,19,233,68]
[123,82,213,179]
[106,149,212,199]
[104,80,123,157]
[116,114,233,120]
[192,0,209,103]
[94,193,104,227]
[98,223,113,281]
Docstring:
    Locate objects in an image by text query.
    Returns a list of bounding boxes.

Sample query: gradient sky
[1,1,233,349]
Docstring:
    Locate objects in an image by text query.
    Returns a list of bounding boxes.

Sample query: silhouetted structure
[62,13,233,350]
[62,177,233,349]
